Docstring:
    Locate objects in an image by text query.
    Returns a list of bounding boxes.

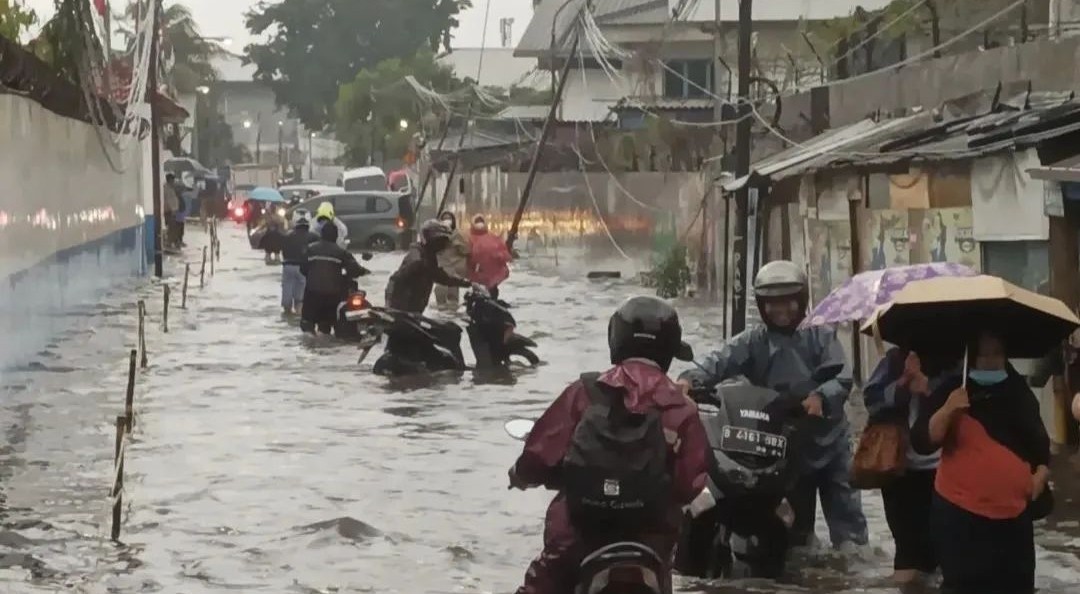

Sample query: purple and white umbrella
[801,262,978,328]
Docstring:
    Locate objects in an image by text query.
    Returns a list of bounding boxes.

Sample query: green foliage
[651,244,692,299]
[335,49,457,165]
[807,0,926,51]
[0,0,36,42]
[29,0,101,84]
[113,2,226,94]
[244,0,471,130]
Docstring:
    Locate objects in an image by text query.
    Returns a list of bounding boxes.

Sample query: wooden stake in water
[125,349,136,431]
[137,300,148,368]
[200,247,207,289]
[182,264,190,309]
[111,416,125,541]
[162,284,171,333]
[210,242,215,277]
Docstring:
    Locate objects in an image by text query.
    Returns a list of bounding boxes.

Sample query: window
[663,60,713,99]
[368,197,393,214]
[981,241,1050,294]
[334,195,368,216]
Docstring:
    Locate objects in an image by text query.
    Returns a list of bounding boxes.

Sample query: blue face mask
[969,369,1008,386]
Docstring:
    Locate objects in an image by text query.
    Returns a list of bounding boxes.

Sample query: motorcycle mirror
[361,252,374,261]
[504,419,535,441]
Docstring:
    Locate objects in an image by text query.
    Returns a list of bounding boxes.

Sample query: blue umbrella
[249,187,285,203]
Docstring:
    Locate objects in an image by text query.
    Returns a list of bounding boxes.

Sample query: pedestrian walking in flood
[912,330,1051,594]
[469,215,511,300]
[863,345,960,586]
[280,211,319,316]
[434,211,471,309]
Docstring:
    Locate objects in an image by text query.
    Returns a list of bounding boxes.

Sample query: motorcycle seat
[579,541,664,594]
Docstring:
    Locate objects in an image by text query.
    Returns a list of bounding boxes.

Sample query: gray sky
[22,0,534,50]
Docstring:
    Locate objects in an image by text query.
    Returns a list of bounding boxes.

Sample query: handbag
[851,421,908,490]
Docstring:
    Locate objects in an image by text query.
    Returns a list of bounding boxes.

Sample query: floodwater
[0,225,1078,593]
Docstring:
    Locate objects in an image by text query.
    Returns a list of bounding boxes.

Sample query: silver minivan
[291,191,410,252]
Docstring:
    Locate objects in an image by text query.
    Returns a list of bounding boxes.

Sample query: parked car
[339,166,388,191]
[289,191,409,252]
[279,183,339,206]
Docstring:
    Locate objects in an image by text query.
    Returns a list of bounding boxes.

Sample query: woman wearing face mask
[911,330,1051,594]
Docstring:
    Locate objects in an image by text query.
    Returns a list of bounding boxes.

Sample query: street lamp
[242,120,252,129]
[399,119,409,130]
[195,85,210,95]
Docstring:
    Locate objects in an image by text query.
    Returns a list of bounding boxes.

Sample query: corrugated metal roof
[497,105,552,120]
[723,114,931,191]
[614,96,714,110]
[725,95,1080,191]
[437,48,543,89]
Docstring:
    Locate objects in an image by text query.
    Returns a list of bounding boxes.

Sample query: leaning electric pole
[729,0,752,335]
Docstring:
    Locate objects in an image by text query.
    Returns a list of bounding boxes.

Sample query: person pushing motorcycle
[678,260,868,550]
[385,220,474,314]
[509,296,709,594]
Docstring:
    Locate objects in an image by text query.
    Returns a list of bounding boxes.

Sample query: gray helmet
[419,219,452,246]
[753,260,807,298]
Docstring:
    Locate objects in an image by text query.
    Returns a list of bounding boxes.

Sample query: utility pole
[730,0,752,335]
[308,132,314,179]
[148,0,163,278]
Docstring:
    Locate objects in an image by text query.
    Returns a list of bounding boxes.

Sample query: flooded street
[1,225,1079,593]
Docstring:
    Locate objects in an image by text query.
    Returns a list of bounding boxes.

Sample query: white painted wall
[0,94,149,368]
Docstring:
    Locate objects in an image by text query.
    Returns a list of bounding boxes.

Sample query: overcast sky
[21,0,534,50]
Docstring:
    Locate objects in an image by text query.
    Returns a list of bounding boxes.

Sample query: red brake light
[395,217,405,229]
[347,293,367,310]
[234,206,245,218]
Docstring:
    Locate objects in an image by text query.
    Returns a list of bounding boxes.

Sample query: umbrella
[861,275,1080,358]
[249,187,285,203]
[802,263,977,328]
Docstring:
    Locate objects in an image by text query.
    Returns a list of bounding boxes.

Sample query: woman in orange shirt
[911,330,1051,594]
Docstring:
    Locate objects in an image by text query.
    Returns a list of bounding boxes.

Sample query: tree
[335,49,458,165]
[115,1,227,94]
[0,0,37,42]
[28,0,103,84]
[244,0,470,130]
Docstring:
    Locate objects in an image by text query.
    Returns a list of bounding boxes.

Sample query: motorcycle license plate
[720,425,787,458]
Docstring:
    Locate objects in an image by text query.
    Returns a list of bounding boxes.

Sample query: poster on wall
[860,210,911,271]
[806,219,853,304]
[909,208,981,271]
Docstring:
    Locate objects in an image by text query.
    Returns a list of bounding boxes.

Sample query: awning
[720,114,928,193]
[1028,153,1080,183]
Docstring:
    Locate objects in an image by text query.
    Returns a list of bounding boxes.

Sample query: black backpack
[562,373,673,530]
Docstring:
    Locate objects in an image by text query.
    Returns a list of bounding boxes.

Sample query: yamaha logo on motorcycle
[739,409,771,422]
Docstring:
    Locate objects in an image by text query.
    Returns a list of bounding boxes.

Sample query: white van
[339,166,388,192]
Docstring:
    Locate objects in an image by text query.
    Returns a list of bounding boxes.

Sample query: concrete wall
[784,35,1080,130]
[0,93,150,368]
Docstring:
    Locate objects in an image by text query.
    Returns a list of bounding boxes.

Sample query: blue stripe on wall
[0,222,148,369]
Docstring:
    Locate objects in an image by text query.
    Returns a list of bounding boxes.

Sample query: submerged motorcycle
[676,364,842,580]
[503,419,670,594]
[343,288,539,377]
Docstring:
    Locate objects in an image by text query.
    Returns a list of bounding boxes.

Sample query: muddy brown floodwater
[0,226,1078,593]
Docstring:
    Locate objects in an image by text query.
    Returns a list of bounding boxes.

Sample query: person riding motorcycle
[678,260,867,550]
[509,296,709,594]
[385,220,474,314]
[313,201,349,250]
[300,223,368,334]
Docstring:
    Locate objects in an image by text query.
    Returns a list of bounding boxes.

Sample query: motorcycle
[675,363,843,580]
[330,254,379,344]
[464,289,540,368]
[346,288,540,377]
[503,419,668,594]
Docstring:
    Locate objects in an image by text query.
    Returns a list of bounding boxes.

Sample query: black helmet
[420,219,452,248]
[753,260,809,330]
[608,296,694,372]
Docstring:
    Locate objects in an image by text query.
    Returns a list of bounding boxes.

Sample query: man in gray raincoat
[679,260,867,549]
